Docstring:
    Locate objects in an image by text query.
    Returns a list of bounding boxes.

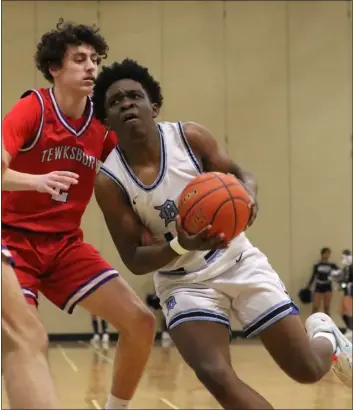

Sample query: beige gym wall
[1,1,351,334]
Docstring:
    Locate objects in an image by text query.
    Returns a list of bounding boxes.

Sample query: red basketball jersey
[2,88,118,233]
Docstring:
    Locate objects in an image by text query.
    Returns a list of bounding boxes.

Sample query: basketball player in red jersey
[2,20,155,410]
[2,141,59,409]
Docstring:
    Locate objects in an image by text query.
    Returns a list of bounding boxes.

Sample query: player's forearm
[2,169,37,191]
[230,165,258,199]
[124,244,179,276]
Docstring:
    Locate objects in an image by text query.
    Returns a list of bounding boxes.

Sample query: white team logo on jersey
[166,296,177,312]
[154,199,179,227]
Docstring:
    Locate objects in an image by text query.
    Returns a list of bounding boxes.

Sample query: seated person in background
[307,247,338,316]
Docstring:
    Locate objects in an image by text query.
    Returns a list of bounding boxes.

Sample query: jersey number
[51,185,71,203]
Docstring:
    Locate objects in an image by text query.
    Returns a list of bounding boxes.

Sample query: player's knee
[27,317,49,354]
[194,360,233,394]
[3,310,48,356]
[129,304,156,337]
[285,360,323,384]
[114,301,156,339]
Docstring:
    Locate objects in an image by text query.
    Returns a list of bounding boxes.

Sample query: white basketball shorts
[156,247,299,338]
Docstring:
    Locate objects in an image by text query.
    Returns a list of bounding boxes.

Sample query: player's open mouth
[123,113,139,123]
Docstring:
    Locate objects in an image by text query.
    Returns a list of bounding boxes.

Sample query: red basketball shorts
[2,226,119,313]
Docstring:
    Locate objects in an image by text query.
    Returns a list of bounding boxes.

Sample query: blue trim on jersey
[243,300,299,338]
[61,268,119,314]
[49,88,93,137]
[99,166,130,199]
[168,308,230,330]
[115,125,167,192]
[177,121,203,174]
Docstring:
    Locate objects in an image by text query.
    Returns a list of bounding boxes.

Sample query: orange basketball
[178,172,252,242]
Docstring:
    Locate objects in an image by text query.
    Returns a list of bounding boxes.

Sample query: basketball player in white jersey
[93,59,352,409]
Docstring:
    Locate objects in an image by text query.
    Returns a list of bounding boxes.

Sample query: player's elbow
[117,243,153,276]
[116,246,151,276]
[126,261,152,276]
[123,254,153,276]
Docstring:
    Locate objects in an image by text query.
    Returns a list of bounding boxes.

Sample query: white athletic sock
[313,331,337,354]
[105,394,130,409]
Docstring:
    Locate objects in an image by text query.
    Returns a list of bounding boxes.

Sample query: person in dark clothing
[307,248,338,315]
[91,315,110,348]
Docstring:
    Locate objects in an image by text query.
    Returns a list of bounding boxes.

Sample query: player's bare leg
[2,258,59,409]
[170,321,273,409]
[260,314,352,387]
[323,291,332,316]
[312,291,322,313]
[80,277,156,409]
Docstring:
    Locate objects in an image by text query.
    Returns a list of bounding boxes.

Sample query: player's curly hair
[92,58,163,124]
[35,18,109,83]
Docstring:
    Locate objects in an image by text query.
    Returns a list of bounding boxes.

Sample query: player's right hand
[34,171,79,195]
[175,215,228,251]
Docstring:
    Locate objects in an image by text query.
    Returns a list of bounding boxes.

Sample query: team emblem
[154,199,178,227]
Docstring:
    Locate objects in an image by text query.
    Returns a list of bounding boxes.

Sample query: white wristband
[169,237,189,255]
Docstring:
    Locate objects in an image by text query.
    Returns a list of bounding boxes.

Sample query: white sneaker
[90,333,100,348]
[345,330,352,342]
[102,333,110,349]
[306,313,352,388]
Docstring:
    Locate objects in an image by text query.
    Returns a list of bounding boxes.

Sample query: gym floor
[2,339,351,409]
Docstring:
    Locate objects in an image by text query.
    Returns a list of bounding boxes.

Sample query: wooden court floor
[2,339,352,409]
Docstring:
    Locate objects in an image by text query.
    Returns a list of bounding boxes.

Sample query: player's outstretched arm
[2,168,79,194]
[183,121,259,226]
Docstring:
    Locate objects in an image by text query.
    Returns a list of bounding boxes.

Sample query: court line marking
[94,349,114,365]
[57,344,78,372]
[77,340,114,365]
[91,399,102,410]
[160,397,179,409]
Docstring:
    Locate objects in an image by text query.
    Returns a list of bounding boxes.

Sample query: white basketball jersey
[101,121,252,288]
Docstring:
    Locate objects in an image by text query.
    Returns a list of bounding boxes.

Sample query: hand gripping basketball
[178,172,253,243]
[175,215,229,251]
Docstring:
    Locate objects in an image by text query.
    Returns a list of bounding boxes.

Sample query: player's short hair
[92,58,163,124]
[35,18,108,83]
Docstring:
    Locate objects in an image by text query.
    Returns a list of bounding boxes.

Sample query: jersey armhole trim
[177,121,203,174]
[19,90,45,152]
[99,165,131,204]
